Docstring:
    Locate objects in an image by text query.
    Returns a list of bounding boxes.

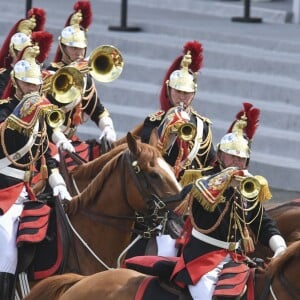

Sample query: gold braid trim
[192,183,226,212]
[81,78,96,113]
[0,120,48,169]
[190,197,230,234]
[179,169,207,187]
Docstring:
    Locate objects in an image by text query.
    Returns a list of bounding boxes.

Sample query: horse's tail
[24,273,84,300]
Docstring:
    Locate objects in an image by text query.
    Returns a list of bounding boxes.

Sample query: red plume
[27,8,46,31]
[227,102,260,141]
[65,0,93,29]
[73,1,92,29]
[183,40,203,72]
[1,79,14,99]
[31,31,53,63]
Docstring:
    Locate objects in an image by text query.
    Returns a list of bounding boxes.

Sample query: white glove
[269,235,287,258]
[52,129,75,152]
[49,170,72,201]
[59,140,75,152]
[98,116,117,143]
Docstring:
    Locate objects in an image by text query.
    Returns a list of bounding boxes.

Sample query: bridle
[78,149,182,236]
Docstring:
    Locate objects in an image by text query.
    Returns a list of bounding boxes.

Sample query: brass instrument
[69,44,124,82]
[44,107,65,128]
[88,45,124,82]
[42,67,84,104]
[176,122,196,141]
[42,45,123,104]
[234,174,269,200]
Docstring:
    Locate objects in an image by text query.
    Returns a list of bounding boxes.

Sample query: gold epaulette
[50,62,65,69]
[254,175,272,202]
[180,166,214,187]
[192,110,212,124]
[0,68,6,74]
[148,110,165,122]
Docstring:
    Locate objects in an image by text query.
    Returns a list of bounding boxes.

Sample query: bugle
[44,107,65,128]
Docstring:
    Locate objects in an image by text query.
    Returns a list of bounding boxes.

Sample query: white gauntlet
[52,129,75,152]
[98,116,117,143]
[49,170,72,201]
[269,235,287,258]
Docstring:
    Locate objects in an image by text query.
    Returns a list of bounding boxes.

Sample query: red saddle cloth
[17,200,50,245]
[213,261,252,299]
[17,200,63,280]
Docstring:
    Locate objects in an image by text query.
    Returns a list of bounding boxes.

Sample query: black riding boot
[0,272,15,300]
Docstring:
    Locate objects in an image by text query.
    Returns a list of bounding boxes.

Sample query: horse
[23,240,300,300]
[15,131,184,299]
[251,198,300,260]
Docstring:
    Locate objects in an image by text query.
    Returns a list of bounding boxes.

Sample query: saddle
[125,256,256,300]
[17,194,71,281]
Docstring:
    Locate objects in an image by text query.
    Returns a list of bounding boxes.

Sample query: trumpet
[177,123,196,141]
[44,107,65,128]
[170,122,196,141]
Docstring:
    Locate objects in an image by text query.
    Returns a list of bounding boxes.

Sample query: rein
[78,150,172,232]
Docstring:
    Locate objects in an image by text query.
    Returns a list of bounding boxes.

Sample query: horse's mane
[67,140,162,215]
[266,240,300,276]
[71,143,128,180]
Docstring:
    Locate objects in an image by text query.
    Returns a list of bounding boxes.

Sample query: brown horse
[251,199,300,260]
[61,132,182,274]
[23,240,300,300]
[19,132,182,291]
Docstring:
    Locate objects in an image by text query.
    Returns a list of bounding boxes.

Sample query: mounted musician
[0,8,46,98]
[44,1,122,168]
[127,41,216,259]
[0,47,72,299]
[169,105,287,299]
[139,40,216,181]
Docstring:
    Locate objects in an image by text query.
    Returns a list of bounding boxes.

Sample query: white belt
[191,228,240,251]
[0,122,39,170]
[0,166,26,180]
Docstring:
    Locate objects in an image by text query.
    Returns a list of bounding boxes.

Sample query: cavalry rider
[0,7,46,98]
[170,105,287,300]
[139,40,216,181]
[45,1,117,165]
[0,51,72,299]
[126,41,217,259]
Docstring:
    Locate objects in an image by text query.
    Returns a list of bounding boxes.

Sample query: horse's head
[126,131,182,214]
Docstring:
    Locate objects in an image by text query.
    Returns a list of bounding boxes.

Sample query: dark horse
[17,132,183,299]
[24,240,300,300]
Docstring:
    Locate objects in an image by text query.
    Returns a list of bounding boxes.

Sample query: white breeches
[156,234,178,257]
[0,187,28,274]
[188,254,231,300]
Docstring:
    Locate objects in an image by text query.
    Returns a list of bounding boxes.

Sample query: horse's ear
[127,132,140,155]
[149,128,159,147]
